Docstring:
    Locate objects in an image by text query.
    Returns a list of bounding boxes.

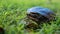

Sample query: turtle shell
[27,6,56,24]
[27,6,55,18]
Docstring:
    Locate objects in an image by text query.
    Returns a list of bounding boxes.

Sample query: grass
[0,0,60,34]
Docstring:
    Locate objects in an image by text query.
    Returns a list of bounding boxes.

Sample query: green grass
[0,0,60,34]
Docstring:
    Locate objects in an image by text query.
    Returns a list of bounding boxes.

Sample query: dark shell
[27,6,56,23]
[27,6,55,18]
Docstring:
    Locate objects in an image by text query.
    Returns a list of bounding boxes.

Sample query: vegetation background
[0,0,60,34]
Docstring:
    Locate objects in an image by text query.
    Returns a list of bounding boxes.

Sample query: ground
[0,0,60,34]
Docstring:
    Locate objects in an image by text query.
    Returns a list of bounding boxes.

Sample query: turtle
[25,6,56,30]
